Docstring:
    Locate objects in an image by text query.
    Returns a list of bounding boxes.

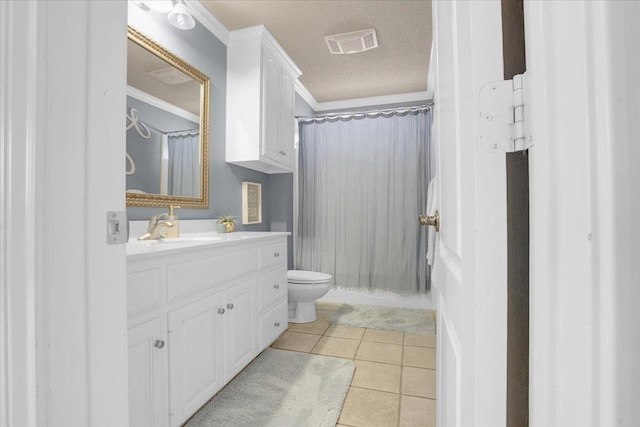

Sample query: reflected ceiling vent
[324,28,378,55]
[147,67,192,85]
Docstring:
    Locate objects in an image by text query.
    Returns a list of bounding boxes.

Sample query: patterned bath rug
[329,304,436,335]
[185,348,355,427]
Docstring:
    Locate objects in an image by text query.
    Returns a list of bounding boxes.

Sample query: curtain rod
[295,101,434,121]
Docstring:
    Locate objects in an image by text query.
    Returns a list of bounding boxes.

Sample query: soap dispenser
[166,205,181,238]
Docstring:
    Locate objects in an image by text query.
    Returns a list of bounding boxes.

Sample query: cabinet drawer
[258,300,288,350]
[257,268,287,312]
[127,267,163,316]
[167,248,256,302]
[257,242,287,270]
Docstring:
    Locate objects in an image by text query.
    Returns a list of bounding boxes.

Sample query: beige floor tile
[363,329,404,345]
[311,336,360,359]
[271,332,320,353]
[325,324,366,340]
[404,333,437,348]
[403,346,436,369]
[287,320,330,335]
[356,341,403,365]
[352,360,402,393]
[316,309,334,322]
[315,301,343,311]
[402,367,436,399]
[338,387,400,427]
[399,395,436,427]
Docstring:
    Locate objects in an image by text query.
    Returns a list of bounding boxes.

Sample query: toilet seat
[287,270,332,284]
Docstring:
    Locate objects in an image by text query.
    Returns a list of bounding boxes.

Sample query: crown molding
[316,91,432,112]
[294,81,321,111]
[185,0,230,45]
[295,84,433,113]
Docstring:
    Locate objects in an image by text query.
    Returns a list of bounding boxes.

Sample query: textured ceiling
[200,0,432,103]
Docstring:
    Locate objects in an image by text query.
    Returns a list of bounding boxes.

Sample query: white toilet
[287,270,333,323]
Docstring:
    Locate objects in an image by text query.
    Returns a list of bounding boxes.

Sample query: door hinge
[478,72,533,153]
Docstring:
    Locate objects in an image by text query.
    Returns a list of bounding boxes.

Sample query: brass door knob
[419,210,440,232]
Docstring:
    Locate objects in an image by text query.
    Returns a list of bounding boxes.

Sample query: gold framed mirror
[126,27,210,209]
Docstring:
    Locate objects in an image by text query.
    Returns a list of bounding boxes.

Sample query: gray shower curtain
[167,130,200,197]
[296,109,432,293]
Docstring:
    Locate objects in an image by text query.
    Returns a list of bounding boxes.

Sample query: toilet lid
[287,270,333,284]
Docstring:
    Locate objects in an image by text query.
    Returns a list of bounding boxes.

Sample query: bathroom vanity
[126,232,288,427]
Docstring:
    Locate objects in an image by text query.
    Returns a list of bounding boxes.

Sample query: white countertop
[126,231,290,260]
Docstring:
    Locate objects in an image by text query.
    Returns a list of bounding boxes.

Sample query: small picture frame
[242,181,262,225]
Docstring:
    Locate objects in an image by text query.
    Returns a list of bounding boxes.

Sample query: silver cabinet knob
[154,340,165,349]
[274,322,280,327]
[274,252,279,257]
[218,308,225,314]
[226,303,234,310]
[274,284,280,290]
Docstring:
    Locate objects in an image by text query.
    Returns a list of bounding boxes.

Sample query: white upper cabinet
[226,26,302,174]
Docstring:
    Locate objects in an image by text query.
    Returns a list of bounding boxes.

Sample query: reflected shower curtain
[167,130,200,197]
[296,109,432,293]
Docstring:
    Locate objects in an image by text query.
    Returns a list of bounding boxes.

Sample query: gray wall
[127,14,274,233]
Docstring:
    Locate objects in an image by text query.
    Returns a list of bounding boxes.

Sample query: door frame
[0,1,129,426]
[526,1,639,425]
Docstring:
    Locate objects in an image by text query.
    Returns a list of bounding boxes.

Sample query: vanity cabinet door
[279,69,296,168]
[168,293,224,427]
[128,317,168,427]
[223,279,257,382]
[261,44,282,164]
[261,43,296,168]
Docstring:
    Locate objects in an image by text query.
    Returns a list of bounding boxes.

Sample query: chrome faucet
[138,213,175,240]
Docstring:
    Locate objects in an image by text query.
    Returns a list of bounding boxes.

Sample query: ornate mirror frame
[126,27,210,209]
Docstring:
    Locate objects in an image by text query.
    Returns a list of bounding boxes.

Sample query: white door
[431,1,508,426]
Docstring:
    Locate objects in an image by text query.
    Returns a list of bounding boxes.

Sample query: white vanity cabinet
[226,25,301,174]
[126,233,288,427]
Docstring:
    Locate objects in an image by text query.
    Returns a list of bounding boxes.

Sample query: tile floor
[271,301,437,427]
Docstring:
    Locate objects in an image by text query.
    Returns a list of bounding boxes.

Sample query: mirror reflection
[126,27,209,209]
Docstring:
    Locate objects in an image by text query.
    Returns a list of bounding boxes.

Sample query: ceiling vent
[324,28,378,55]
[147,67,192,85]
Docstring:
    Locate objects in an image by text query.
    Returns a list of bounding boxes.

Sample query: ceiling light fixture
[133,0,173,14]
[133,0,196,31]
[168,0,196,30]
